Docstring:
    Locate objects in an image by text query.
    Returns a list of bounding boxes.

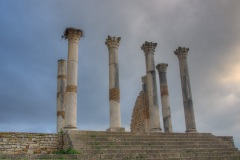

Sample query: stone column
[57,59,67,133]
[174,47,197,133]
[142,76,150,132]
[141,41,162,132]
[156,63,173,133]
[63,28,83,130]
[105,36,125,132]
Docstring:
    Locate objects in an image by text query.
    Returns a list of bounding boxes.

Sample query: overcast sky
[0,0,239,149]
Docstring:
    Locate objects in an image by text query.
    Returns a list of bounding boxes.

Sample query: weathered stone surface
[174,47,197,133]
[0,132,62,154]
[57,59,66,133]
[156,63,173,133]
[64,28,82,130]
[141,41,162,132]
[109,88,120,102]
[105,35,124,131]
[66,85,77,93]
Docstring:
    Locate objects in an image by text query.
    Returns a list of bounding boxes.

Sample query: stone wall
[130,91,147,133]
[0,132,62,154]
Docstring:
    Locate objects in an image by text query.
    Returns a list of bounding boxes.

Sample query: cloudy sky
[0,0,239,148]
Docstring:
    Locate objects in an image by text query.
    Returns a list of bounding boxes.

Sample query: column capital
[142,76,147,84]
[62,27,83,43]
[156,63,168,72]
[141,41,157,54]
[105,35,121,49]
[174,47,189,59]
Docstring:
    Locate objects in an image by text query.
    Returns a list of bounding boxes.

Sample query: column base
[185,129,197,133]
[107,127,125,132]
[150,128,162,132]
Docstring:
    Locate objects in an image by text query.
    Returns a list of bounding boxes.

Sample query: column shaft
[63,28,82,130]
[141,41,162,132]
[105,36,124,132]
[57,59,66,133]
[156,63,173,133]
[142,76,150,132]
[174,47,197,133]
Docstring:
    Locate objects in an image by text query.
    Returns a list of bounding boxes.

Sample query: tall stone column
[142,76,150,132]
[156,63,173,133]
[141,41,162,132]
[174,47,197,133]
[105,36,125,132]
[63,28,83,130]
[57,59,67,133]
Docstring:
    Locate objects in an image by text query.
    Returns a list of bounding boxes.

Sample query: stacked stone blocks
[0,132,62,154]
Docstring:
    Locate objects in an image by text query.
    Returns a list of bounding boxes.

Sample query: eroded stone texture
[141,41,162,132]
[174,47,197,133]
[0,132,62,154]
[156,63,173,133]
[131,76,150,133]
[64,28,82,130]
[109,88,120,102]
[105,36,124,132]
[57,59,66,133]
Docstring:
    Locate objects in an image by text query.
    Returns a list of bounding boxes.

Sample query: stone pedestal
[105,36,125,132]
[63,28,83,130]
[156,63,173,133]
[57,59,66,133]
[141,41,162,132]
[174,47,197,133]
[142,76,150,133]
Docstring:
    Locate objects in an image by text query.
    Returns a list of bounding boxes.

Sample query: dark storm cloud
[0,0,239,148]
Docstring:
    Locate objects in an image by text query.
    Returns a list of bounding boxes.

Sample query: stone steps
[63,131,240,159]
[73,141,226,146]
[81,144,231,150]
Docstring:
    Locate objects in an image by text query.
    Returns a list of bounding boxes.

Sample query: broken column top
[141,76,147,84]
[174,47,189,58]
[141,41,157,53]
[156,63,168,72]
[62,27,83,42]
[105,35,121,48]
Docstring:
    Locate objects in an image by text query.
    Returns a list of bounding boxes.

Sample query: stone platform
[63,130,240,159]
[0,131,240,159]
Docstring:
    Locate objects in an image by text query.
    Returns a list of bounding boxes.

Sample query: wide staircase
[64,130,240,160]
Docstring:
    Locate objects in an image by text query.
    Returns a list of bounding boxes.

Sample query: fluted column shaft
[57,59,67,133]
[142,76,150,132]
[64,28,82,130]
[105,36,124,132]
[141,41,162,132]
[156,63,173,133]
[174,47,197,133]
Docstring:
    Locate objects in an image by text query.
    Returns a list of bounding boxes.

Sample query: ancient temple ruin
[56,28,198,134]
[1,27,239,159]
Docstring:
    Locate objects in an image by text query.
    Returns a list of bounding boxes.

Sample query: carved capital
[156,63,168,72]
[109,88,120,102]
[63,28,83,43]
[141,41,157,54]
[141,76,147,84]
[105,36,121,49]
[174,47,189,59]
